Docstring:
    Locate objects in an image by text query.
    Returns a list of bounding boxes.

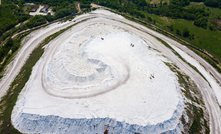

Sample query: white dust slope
[11,13,184,134]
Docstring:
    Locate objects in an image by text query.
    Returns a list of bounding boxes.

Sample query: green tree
[147,16,152,22]
[194,17,208,29]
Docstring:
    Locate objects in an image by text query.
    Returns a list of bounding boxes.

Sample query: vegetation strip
[0,30,33,79]
[165,62,210,134]
[155,36,210,86]
[0,20,86,133]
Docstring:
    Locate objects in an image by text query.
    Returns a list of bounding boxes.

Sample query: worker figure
[151,74,154,78]
[149,74,154,79]
[101,37,104,40]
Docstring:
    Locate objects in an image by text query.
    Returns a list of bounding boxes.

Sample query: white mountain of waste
[11,11,184,134]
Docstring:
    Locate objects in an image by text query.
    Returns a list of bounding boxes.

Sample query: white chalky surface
[12,14,183,133]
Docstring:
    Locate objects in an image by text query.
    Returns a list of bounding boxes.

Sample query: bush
[26,15,47,28]
[208,24,216,31]
[182,28,190,37]
[92,7,97,11]
[147,16,152,22]
[176,29,181,36]
[189,34,194,40]
[167,25,173,31]
[194,17,208,29]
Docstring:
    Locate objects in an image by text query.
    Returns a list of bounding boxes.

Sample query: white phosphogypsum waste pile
[11,11,184,134]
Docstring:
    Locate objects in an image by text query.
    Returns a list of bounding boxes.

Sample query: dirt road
[75,1,82,13]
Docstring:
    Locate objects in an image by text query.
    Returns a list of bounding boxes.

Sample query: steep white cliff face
[12,12,184,134]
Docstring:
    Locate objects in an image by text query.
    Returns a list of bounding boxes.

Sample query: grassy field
[172,19,221,60]
[139,10,221,68]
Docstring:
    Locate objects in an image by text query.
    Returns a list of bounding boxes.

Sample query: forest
[0,0,78,75]
[0,0,78,37]
[96,0,211,29]
[0,0,29,37]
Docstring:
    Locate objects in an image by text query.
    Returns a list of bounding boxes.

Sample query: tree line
[0,0,78,37]
[0,0,29,37]
[96,0,211,29]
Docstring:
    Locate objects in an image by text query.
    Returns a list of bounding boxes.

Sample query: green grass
[208,7,221,18]
[140,12,221,74]
[172,19,221,60]
[0,20,87,133]
[137,8,221,66]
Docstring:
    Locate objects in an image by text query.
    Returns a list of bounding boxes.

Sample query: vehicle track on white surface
[0,11,220,133]
[41,25,131,98]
